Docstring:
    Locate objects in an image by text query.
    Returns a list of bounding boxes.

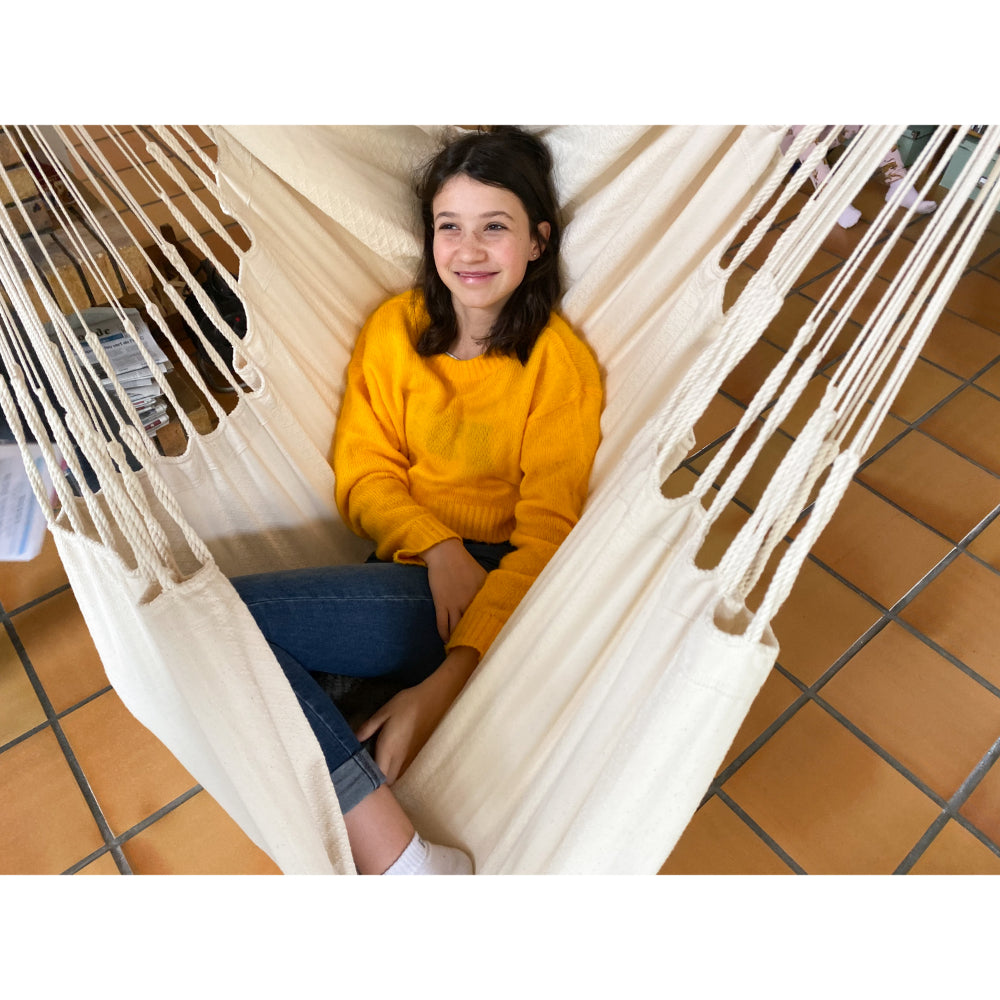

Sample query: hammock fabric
[1,125,997,873]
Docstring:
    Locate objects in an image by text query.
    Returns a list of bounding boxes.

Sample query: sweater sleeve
[447,341,603,656]
[333,307,460,560]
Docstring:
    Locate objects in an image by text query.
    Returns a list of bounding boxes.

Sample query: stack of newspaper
[55,307,174,437]
[2,307,172,562]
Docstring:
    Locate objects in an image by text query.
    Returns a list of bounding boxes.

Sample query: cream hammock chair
[2,124,997,874]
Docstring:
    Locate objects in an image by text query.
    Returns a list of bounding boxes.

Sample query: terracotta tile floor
[2,133,1000,875]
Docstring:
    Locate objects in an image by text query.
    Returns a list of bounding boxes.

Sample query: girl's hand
[356,647,480,784]
[422,538,487,642]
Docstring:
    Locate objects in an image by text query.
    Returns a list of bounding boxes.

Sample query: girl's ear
[532,221,552,258]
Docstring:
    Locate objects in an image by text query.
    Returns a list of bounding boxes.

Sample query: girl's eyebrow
[434,210,516,221]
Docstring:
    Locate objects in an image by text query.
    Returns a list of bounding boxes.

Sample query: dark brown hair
[415,126,562,365]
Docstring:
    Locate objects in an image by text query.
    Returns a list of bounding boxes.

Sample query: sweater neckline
[432,349,504,379]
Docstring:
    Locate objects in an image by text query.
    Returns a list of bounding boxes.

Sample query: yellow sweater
[333,290,604,656]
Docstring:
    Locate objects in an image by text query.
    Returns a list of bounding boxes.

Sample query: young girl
[233,126,604,875]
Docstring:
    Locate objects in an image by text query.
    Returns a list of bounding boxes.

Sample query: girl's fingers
[436,605,450,642]
[375,736,401,784]
[355,707,386,743]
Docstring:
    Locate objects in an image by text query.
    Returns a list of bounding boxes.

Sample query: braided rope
[118,424,213,568]
[156,126,226,197]
[0,361,73,530]
[795,127,962,362]
[688,128,967,598]
[46,126,230,424]
[61,409,170,584]
[840,127,1000,452]
[723,124,833,275]
[649,266,786,472]
[0,200,131,545]
[0,126,229,581]
[0,133,131,446]
[12,129,188,451]
[145,126,245,267]
[650,126,900,482]
[71,125,244,395]
[104,436,184,583]
[742,125,1000,637]
[25,127,209,434]
[745,451,859,643]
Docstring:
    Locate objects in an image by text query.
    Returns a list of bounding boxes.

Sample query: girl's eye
[437,222,458,231]
[486,223,507,231]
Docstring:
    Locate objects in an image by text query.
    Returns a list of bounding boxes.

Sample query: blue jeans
[231,540,514,813]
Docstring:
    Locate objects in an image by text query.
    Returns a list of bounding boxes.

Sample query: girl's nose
[457,231,487,260]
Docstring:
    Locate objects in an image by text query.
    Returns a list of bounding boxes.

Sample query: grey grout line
[109,844,134,875]
[703,512,1000,869]
[909,382,1000,446]
[894,815,952,874]
[957,499,1000,547]
[706,684,811,792]
[888,617,1000,701]
[60,786,203,875]
[118,785,203,838]
[787,540,1000,702]
[910,344,1000,393]
[693,199,1000,871]
[949,736,1000,812]
[709,676,1000,874]
[15,206,1000,878]
[941,812,1000,860]
[0,613,121,865]
[61,844,132,876]
[1,586,203,875]
[54,686,116,720]
[681,358,1000,870]
[0,685,116,756]
[973,245,1000,268]
[851,477,973,546]
[2,584,72,619]
[111,785,203,848]
[895,740,1000,875]
[975,379,1000,407]
[713,788,808,874]
[810,693,951,810]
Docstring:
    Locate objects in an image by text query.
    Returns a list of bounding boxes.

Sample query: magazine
[0,443,59,562]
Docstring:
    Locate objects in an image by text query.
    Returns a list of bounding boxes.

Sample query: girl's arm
[334,306,462,562]
[355,645,480,784]
[422,537,488,642]
[361,357,604,783]
[446,384,603,657]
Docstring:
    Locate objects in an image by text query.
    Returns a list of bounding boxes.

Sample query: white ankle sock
[837,204,863,228]
[809,162,862,229]
[383,832,474,875]
[886,178,937,214]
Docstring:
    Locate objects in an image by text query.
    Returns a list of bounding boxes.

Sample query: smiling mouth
[456,271,497,281]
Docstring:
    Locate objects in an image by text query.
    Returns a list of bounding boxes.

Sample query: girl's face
[432,173,549,330]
